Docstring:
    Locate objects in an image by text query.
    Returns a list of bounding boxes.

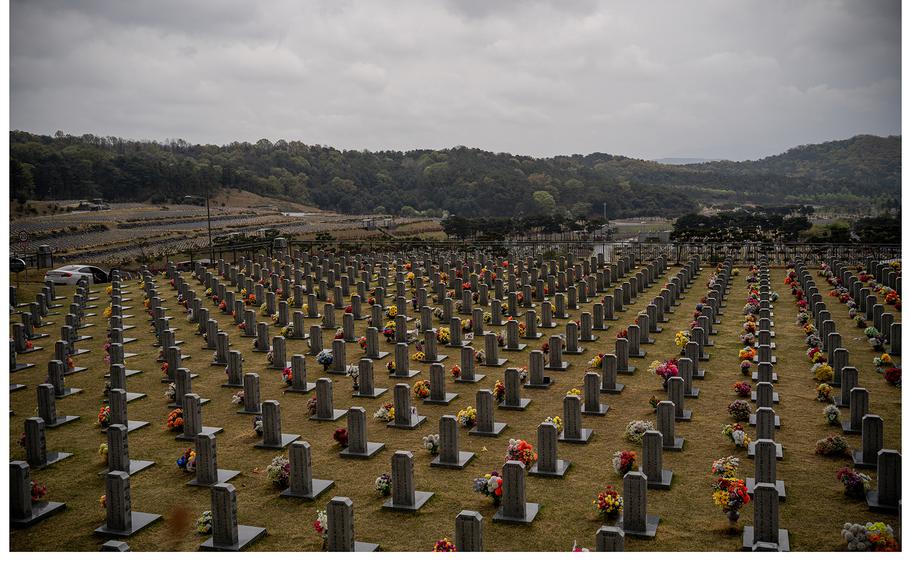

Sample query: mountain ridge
[9,130,900,218]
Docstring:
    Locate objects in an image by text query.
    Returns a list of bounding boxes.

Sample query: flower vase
[726,509,740,525]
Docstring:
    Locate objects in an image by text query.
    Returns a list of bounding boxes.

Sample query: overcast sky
[10,0,901,161]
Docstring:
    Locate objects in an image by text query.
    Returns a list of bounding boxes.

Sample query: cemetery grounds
[8,257,901,551]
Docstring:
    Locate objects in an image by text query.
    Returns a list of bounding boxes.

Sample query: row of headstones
[184,249,687,334]
[183,251,650,319]
[824,258,900,355]
[741,259,789,551]
[196,248,649,305]
[791,259,902,516]
[792,260,885,437]
[12,270,141,524]
[10,275,101,375]
[13,271,114,407]
[175,249,664,341]
[866,259,901,294]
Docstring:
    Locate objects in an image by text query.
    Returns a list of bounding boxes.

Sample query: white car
[45,265,110,285]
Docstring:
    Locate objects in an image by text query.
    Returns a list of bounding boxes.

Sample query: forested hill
[9,130,900,218]
[687,135,901,193]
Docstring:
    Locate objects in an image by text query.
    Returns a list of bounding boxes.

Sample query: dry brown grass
[8,266,901,551]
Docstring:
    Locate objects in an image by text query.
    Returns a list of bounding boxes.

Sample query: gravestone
[499,367,531,410]
[47,359,81,398]
[615,338,636,375]
[619,471,659,538]
[469,389,507,437]
[328,339,348,375]
[852,414,884,469]
[627,325,645,358]
[364,327,389,360]
[750,381,779,406]
[391,343,420,379]
[254,400,299,449]
[600,353,624,393]
[684,342,704,378]
[748,408,783,460]
[492,461,539,524]
[641,430,672,489]
[10,461,66,527]
[186,433,240,487]
[503,319,527,351]
[286,354,316,394]
[752,361,777,383]
[424,362,456,404]
[524,350,552,388]
[656,401,684,451]
[223,350,244,388]
[595,526,625,551]
[677,357,699,398]
[388,383,426,429]
[582,372,608,415]
[110,365,145,403]
[199,483,267,551]
[455,346,485,383]
[667,377,691,420]
[745,439,786,500]
[529,422,570,478]
[280,441,334,500]
[269,336,289,370]
[382,451,434,511]
[455,511,484,552]
[546,336,569,371]
[312,378,347,421]
[431,415,475,468]
[841,387,869,434]
[422,329,447,363]
[563,322,584,354]
[238,373,262,414]
[559,395,592,443]
[103,424,154,476]
[94,471,161,537]
[24,416,72,468]
[253,322,270,352]
[866,450,901,513]
[326,497,379,552]
[109,389,148,433]
[483,332,507,366]
[742,483,789,551]
[340,407,385,459]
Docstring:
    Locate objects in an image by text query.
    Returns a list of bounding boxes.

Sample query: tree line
[9,130,900,220]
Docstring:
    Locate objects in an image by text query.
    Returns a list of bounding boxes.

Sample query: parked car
[45,264,110,285]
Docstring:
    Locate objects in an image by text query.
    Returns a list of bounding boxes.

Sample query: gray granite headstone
[866,450,901,512]
[455,511,484,552]
[281,441,334,500]
[595,526,625,551]
[620,471,658,537]
[493,461,538,524]
[326,496,379,552]
[641,430,672,489]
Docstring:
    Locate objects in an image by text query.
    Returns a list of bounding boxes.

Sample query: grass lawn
[8,264,901,551]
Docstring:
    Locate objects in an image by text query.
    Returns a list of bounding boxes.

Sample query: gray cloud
[10,0,900,160]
